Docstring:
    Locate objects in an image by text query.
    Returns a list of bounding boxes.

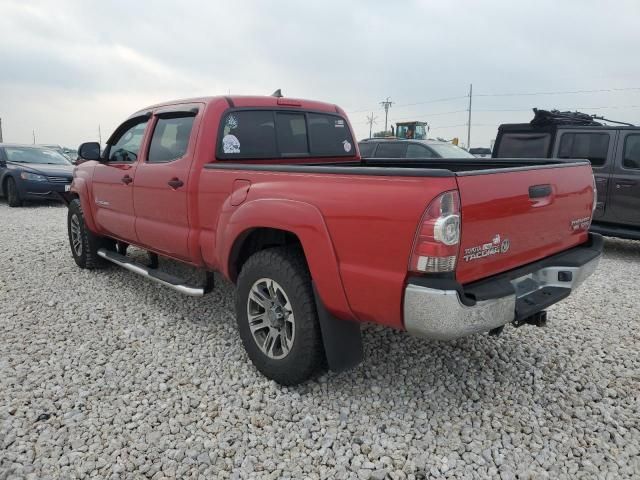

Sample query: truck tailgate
[456,163,594,284]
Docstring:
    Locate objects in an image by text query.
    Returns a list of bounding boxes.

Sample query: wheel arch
[220,198,356,322]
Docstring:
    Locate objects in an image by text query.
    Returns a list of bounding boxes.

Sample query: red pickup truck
[64,95,602,385]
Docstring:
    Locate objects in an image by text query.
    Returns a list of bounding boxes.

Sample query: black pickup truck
[493,109,640,240]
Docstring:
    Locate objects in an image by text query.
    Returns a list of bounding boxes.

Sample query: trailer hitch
[513,310,548,328]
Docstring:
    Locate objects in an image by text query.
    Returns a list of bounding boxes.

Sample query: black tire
[235,247,325,385]
[6,177,22,207]
[67,199,110,269]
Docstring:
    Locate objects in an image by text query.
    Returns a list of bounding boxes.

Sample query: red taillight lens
[409,190,461,273]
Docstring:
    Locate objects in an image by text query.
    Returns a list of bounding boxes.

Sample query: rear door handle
[616,181,636,188]
[121,175,133,185]
[167,178,184,189]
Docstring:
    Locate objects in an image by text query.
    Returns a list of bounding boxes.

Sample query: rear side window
[406,144,436,158]
[358,142,376,157]
[558,133,609,166]
[217,110,354,159]
[497,133,551,158]
[623,134,640,169]
[374,142,407,158]
[148,115,195,163]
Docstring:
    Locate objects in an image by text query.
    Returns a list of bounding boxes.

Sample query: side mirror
[0,159,6,168]
[78,142,101,161]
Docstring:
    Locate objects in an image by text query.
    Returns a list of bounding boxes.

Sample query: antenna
[271,89,283,98]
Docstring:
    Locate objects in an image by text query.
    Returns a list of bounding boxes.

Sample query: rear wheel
[6,178,22,207]
[235,247,325,385]
[67,199,110,269]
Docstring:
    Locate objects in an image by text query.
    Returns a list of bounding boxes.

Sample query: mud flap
[57,192,75,205]
[312,284,363,373]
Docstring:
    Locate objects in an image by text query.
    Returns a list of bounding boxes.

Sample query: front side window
[148,115,195,163]
[623,134,640,169]
[217,110,354,159]
[497,133,551,158]
[558,132,609,167]
[108,120,148,163]
[428,143,475,158]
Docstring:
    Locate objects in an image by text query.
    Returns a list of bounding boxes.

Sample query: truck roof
[498,122,640,132]
[129,95,344,119]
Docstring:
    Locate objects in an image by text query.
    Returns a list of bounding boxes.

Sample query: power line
[347,86,640,116]
[365,113,377,139]
[347,94,467,114]
[380,97,393,133]
[475,86,640,98]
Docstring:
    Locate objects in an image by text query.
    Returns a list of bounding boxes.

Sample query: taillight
[591,175,597,216]
[409,190,461,273]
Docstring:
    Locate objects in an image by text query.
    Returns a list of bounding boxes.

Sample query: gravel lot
[1,201,639,480]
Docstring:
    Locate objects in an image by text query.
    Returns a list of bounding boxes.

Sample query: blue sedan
[0,144,74,207]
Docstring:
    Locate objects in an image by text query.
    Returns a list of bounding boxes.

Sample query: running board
[97,248,205,296]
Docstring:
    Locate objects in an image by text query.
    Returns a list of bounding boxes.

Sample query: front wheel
[235,247,325,385]
[67,199,110,269]
[6,178,22,207]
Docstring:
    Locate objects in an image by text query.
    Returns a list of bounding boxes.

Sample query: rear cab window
[217,110,355,159]
[496,133,551,158]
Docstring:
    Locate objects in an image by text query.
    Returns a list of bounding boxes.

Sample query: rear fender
[218,198,356,321]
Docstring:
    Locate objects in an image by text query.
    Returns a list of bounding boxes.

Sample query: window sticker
[223,134,241,154]
[342,140,352,153]
[335,119,345,128]
[226,114,239,130]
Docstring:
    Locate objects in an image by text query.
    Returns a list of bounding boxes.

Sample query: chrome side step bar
[97,248,205,296]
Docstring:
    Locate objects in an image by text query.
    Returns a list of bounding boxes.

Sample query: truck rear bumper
[403,234,603,341]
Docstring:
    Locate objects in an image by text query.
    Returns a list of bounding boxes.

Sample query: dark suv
[493,111,640,240]
[358,138,475,159]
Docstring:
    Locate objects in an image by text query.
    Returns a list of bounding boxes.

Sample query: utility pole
[98,125,102,145]
[0,117,3,143]
[33,130,36,144]
[366,113,377,138]
[466,83,473,149]
[380,97,393,134]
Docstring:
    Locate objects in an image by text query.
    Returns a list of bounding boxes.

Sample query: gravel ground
[1,201,639,480]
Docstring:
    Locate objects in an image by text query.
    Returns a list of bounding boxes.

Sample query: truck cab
[493,112,640,240]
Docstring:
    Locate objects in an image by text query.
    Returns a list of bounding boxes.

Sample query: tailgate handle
[529,184,552,199]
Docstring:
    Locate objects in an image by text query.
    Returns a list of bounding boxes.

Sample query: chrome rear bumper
[404,253,601,341]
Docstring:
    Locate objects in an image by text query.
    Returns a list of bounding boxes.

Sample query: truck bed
[205,157,588,176]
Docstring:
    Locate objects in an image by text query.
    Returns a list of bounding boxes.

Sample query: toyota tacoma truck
[63,94,602,385]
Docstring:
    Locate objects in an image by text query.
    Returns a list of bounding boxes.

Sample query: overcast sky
[1,0,639,149]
